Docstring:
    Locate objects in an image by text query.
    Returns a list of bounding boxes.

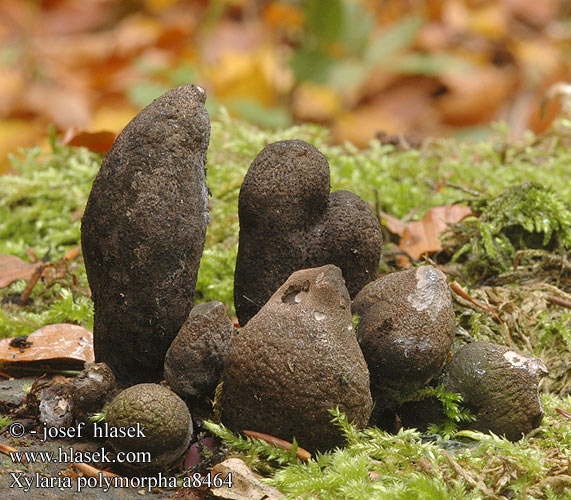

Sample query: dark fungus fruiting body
[81,84,210,385]
[439,342,548,441]
[234,139,383,326]
[222,265,372,452]
[353,266,456,413]
[71,362,117,425]
[106,383,193,471]
[164,301,235,419]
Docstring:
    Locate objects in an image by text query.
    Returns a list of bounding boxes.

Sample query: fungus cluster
[76,85,548,470]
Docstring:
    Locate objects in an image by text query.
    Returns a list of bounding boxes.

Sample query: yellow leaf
[205,48,278,107]
[292,83,341,122]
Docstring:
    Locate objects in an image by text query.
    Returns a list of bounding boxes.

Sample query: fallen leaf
[210,458,285,499]
[380,211,408,237]
[333,77,441,147]
[396,204,473,266]
[0,254,42,288]
[61,128,117,153]
[435,66,518,126]
[502,0,560,28]
[21,82,92,130]
[292,82,341,123]
[0,324,94,364]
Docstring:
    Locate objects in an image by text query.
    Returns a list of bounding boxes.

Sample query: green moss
[0,143,98,336]
[449,182,571,281]
[209,404,571,499]
[0,415,11,431]
[403,384,476,438]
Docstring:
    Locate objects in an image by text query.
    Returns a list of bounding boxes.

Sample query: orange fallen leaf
[380,211,408,237]
[292,83,341,123]
[0,324,94,364]
[61,128,117,153]
[435,67,518,126]
[0,255,42,288]
[396,204,473,266]
[333,78,440,147]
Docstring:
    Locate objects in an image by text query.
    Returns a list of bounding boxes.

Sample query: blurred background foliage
[0,0,570,170]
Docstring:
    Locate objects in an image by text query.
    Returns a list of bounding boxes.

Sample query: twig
[555,407,571,420]
[19,264,44,304]
[444,182,482,197]
[441,450,498,498]
[449,280,512,346]
[547,296,571,309]
[0,442,22,460]
[63,245,81,262]
[25,248,40,263]
[243,430,312,461]
[73,462,121,479]
[2,366,81,376]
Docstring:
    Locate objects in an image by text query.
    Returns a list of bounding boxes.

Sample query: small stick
[0,442,21,459]
[243,430,312,461]
[441,450,496,497]
[0,442,31,472]
[443,182,482,197]
[449,281,512,346]
[63,245,81,262]
[555,407,571,420]
[73,462,121,479]
[26,248,40,263]
[547,296,571,309]
[19,264,44,304]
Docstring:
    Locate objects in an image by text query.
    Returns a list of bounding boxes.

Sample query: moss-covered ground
[1,112,570,498]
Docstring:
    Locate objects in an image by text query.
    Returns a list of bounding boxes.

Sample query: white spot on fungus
[503,351,548,376]
[407,266,449,321]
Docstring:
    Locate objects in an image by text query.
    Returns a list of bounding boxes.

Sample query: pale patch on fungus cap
[503,350,548,378]
[407,266,450,321]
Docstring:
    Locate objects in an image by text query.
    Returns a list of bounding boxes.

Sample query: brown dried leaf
[380,211,408,237]
[397,204,473,266]
[61,128,117,153]
[0,254,41,288]
[0,324,94,364]
[333,78,441,147]
[210,458,285,499]
[436,67,518,126]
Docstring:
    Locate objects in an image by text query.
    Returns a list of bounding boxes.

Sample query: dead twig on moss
[547,296,571,309]
[450,280,512,346]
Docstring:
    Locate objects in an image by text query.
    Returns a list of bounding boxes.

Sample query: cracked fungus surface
[222,265,372,452]
[353,265,456,405]
[106,383,192,454]
[441,342,547,440]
